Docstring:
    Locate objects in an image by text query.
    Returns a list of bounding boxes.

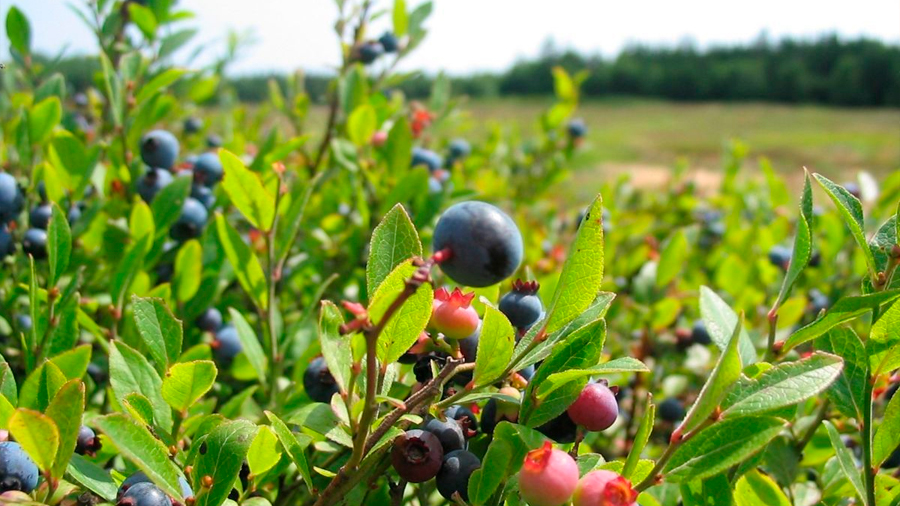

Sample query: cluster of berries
[353,32,402,65]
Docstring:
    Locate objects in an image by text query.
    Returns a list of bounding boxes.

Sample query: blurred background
[10,0,900,192]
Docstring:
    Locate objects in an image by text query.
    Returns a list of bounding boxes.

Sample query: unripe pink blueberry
[567,382,618,432]
[518,441,579,506]
[371,130,388,147]
[430,288,481,340]
[572,470,638,506]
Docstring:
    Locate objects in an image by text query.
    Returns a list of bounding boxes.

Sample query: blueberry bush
[1,1,899,506]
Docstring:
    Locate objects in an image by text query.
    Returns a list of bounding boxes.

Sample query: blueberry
[567,382,618,432]
[884,445,900,468]
[0,442,39,493]
[118,470,193,501]
[573,470,638,506]
[117,482,171,506]
[391,429,443,483]
[658,398,685,422]
[422,416,466,453]
[29,203,52,230]
[74,92,89,107]
[67,204,83,225]
[15,315,31,333]
[535,411,578,444]
[808,249,821,268]
[436,450,480,501]
[809,289,830,315]
[206,134,223,148]
[499,280,543,329]
[0,173,24,224]
[445,405,478,436]
[518,364,535,382]
[303,357,339,403]
[87,363,107,384]
[0,225,13,258]
[481,389,520,436]
[414,354,447,383]
[767,245,791,270]
[212,325,242,365]
[411,147,443,172]
[75,426,101,456]
[567,118,587,139]
[432,201,524,287]
[691,319,711,345]
[447,139,471,161]
[428,177,443,194]
[191,184,217,210]
[379,32,400,53]
[519,441,580,506]
[357,41,384,64]
[140,130,179,170]
[136,168,174,203]
[196,308,223,333]
[458,328,480,364]
[183,117,203,134]
[170,197,208,241]
[193,152,223,187]
[22,228,47,259]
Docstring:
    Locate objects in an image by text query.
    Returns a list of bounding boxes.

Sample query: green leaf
[129,199,155,252]
[318,301,351,394]
[677,315,744,433]
[6,6,30,54]
[174,239,202,302]
[868,215,899,292]
[18,361,66,412]
[108,341,173,431]
[814,173,877,280]
[700,286,756,366]
[192,420,257,506]
[47,203,71,286]
[220,149,275,231]
[656,229,688,287]
[127,3,157,39]
[366,204,422,296]
[473,306,515,387]
[136,68,188,104]
[95,414,184,500]
[392,0,408,36]
[535,357,649,401]
[347,104,377,147]
[67,454,118,501]
[874,383,900,467]
[0,362,17,405]
[216,214,268,310]
[734,469,791,506]
[784,290,900,351]
[824,421,866,502]
[384,117,413,175]
[370,260,433,365]
[29,97,62,145]
[9,409,59,473]
[721,352,843,418]
[48,132,99,194]
[774,170,813,308]
[872,299,900,345]
[162,361,217,413]
[132,296,183,373]
[46,380,84,478]
[151,175,191,235]
[543,194,604,335]
[247,426,281,478]
[48,345,91,381]
[817,329,869,421]
[662,416,785,483]
[681,474,734,506]
[111,236,149,309]
[467,438,512,505]
[123,393,154,426]
[520,319,606,427]
[265,411,312,490]
[228,308,268,386]
[287,403,352,448]
[623,394,654,480]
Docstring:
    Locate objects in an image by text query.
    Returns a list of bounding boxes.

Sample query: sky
[8,0,900,75]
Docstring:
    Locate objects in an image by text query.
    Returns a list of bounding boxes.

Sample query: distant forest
[45,35,900,107]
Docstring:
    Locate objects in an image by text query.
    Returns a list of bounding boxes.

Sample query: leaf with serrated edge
[366,204,422,296]
[265,411,312,490]
[318,301,351,394]
[773,169,813,308]
[874,385,900,467]
[109,341,173,431]
[9,409,59,472]
[192,420,257,506]
[216,214,268,310]
[474,306,515,387]
[247,426,281,477]
[817,329,868,421]
[721,352,842,418]
[700,286,756,366]
[813,173,877,279]
[220,149,275,231]
[369,260,433,365]
[734,469,791,506]
[784,290,900,351]
[132,296,183,373]
[46,380,84,478]
[67,455,117,501]
[162,361,217,413]
[663,416,785,483]
[536,357,648,401]
[824,421,866,502]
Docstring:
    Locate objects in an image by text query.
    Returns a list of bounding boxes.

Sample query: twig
[635,418,714,491]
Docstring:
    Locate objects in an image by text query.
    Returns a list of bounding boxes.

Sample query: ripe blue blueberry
[196,308,223,333]
[428,177,443,194]
[357,41,384,64]
[0,173,24,224]
[411,147,443,172]
[422,416,466,453]
[303,356,340,403]
[119,471,193,501]
[414,354,447,383]
[22,228,47,259]
[117,482,171,506]
[193,152,224,187]
[379,32,400,53]
[499,280,543,329]
[518,364,535,382]
[67,203,84,225]
[136,168,174,203]
[809,249,821,268]
[184,117,203,134]
[212,324,242,364]
[767,245,791,270]
[0,225,13,258]
[658,398,685,422]
[140,130,180,170]
[536,411,578,444]
[436,450,481,502]
[567,118,587,138]
[445,405,478,436]
[75,426,102,456]
[74,92,89,107]
[691,320,711,345]
[0,442,39,493]
[29,203,52,230]
[809,289,830,315]
[432,201,524,287]
[16,315,32,333]
[447,139,471,161]
[206,134,223,148]
[391,430,443,483]
[191,184,216,210]
[170,198,209,241]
